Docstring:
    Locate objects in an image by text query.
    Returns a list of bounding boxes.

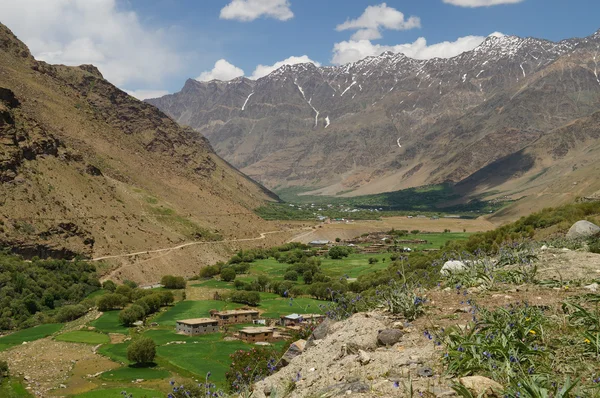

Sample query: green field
[153,300,243,327]
[0,324,64,351]
[0,378,32,397]
[156,334,250,385]
[258,293,324,318]
[72,387,165,398]
[86,289,108,300]
[100,366,170,381]
[55,331,110,345]
[97,342,130,364]
[190,280,235,289]
[90,311,130,334]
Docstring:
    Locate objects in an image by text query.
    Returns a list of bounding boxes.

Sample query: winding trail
[92,228,309,262]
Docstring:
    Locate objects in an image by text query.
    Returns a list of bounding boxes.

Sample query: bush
[226,291,260,306]
[328,246,350,259]
[56,304,87,323]
[126,336,156,364]
[123,280,138,289]
[198,265,220,279]
[335,237,341,242]
[284,270,299,281]
[589,236,600,254]
[220,268,237,282]
[368,257,379,264]
[97,293,128,311]
[161,275,186,289]
[226,346,283,392]
[410,230,420,235]
[102,280,117,292]
[119,304,146,326]
[0,360,8,378]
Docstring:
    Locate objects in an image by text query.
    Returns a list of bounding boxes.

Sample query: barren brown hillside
[0,23,292,279]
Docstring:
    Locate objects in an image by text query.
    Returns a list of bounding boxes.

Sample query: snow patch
[476,70,485,78]
[340,81,357,97]
[241,92,254,111]
[397,138,402,148]
[325,116,330,128]
[462,74,467,83]
[520,64,526,77]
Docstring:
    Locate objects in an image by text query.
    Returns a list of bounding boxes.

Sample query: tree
[102,280,117,292]
[198,265,219,279]
[126,336,156,364]
[115,285,133,300]
[123,280,138,289]
[97,293,128,311]
[328,246,350,259]
[161,275,186,289]
[368,257,379,264]
[56,304,87,323]
[284,270,298,281]
[303,271,314,284]
[220,268,237,282]
[256,275,271,291]
[119,304,146,326]
[410,230,420,235]
[335,237,341,243]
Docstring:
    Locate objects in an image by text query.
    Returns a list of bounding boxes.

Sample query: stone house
[176,318,219,335]
[210,309,260,325]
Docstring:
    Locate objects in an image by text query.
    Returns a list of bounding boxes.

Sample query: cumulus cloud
[0,0,183,90]
[251,55,321,79]
[336,3,420,41]
[443,0,524,7]
[332,35,493,65]
[126,90,170,101]
[220,0,293,22]
[196,59,245,82]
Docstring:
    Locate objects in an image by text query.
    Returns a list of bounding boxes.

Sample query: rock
[440,261,467,276]
[377,329,404,346]
[59,384,66,389]
[306,318,333,349]
[357,350,371,365]
[454,306,471,313]
[392,321,404,329]
[417,367,434,377]
[540,244,548,250]
[566,220,600,240]
[584,283,599,292]
[281,339,306,366]
[459,376,504,397]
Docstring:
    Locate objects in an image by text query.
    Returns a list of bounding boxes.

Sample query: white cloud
[443,0,524,7]
[0,0,183,90]
[196,59,245,82]
[220,0,293,22]
[126,89,170,101]
[336,3,420,41]
[332,35,493,65]
[251,55,321,79]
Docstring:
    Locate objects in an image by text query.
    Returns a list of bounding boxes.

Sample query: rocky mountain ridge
[149,29,600,216]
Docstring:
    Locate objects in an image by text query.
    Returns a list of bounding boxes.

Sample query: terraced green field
[0,324,63,352]
[55,331,110,344]
[90,311,130,334]
[153,300,243,327]
[100,366,170,381]
[73,387,165,397]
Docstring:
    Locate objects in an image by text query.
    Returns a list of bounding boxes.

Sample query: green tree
[97,293,128,311]
[56,304,87,322]
[102,280,117,292]
[303,271,314,284]
[126,336,156,364]
[410,230,420,235]
[284,270,298,281]
[119,304,146,326]
[0,360,8,378]
[161,275,186,289]
[328,246,350,259]
[220,268,237,282]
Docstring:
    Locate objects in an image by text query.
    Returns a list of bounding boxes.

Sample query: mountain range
[0,23,282,279]
[148,29,600,218]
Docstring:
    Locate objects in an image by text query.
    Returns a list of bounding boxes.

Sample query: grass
[156,335,251,387]
[97,342,130,364]
[72,387,165,397]
[100,366,170,381]
[153,300,243,327]
[55,330,110,344]
[86,289,108,300]
[258,293,324,318]
[0,378,33,397]
[0,324,63,351]
[90,311,130,334]
[190,280,235,290]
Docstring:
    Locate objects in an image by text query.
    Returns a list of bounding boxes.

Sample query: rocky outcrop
[566,220,600,240]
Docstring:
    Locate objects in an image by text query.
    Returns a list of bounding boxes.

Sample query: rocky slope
[0,23,282,268]
[149,30,600,214]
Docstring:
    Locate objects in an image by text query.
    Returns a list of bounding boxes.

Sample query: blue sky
[1,0,599,99]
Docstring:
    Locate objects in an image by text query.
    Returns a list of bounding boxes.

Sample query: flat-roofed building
[176,318,219,335]
[280,313,325,327]
[239,327,275,343]
[210,309,260,325]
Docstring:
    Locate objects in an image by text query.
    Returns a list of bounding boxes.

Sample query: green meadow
[0,324,63,352]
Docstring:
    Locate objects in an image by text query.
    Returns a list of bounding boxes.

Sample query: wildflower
[529,330,536,335]
[585,338,591,344]
[393,381,400,388]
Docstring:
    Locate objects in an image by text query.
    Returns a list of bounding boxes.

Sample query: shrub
[335,237,341,242]
[126,336,156,364]
[410,230,420,235]
[220,268,237,282]
[97,293,128,311]
[119,304,146,326]
[226,291,260,306]
[102,280,117,292]
[328,246,350,259]
[55,304,87,323]
[0,360,8,378]
[226,346,283,392]
[198,265,220,279]
[368,257,379,264]
[161,275,186,289]
[284,270,299,281]
[123,280,138,289]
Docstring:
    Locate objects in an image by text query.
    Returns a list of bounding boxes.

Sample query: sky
[1,0,599,100]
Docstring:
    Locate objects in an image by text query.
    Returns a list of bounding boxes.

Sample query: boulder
[357,349,371,365]
[440,260,467,276]
[306,318,333,349]
[377,329,404,346]
[281,339,306,366]
[459,376,503,397]
[566,220,600,240]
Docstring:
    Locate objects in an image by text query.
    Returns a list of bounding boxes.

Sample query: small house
[309,240,330,247]
[239,327,275,343]
[210,309,260,325]
[176,318,219,335]
[280,313,325,327]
